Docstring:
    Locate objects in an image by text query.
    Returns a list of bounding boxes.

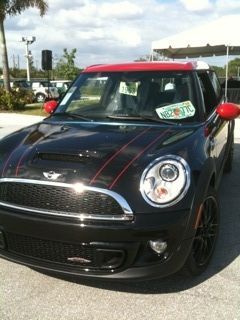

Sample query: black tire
[36,93,46,103]
[224,138,234,173]
[182,187,220,276]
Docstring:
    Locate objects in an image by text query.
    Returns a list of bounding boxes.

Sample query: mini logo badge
[43,171,62,180]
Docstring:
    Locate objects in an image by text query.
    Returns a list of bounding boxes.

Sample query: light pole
[21,36,36,81]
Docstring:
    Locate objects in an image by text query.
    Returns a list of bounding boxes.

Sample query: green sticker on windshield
[156,101,195,120]
[119,82,139,96]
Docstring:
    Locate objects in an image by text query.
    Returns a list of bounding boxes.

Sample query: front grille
[0,182,124,216]
[5,232,125,270]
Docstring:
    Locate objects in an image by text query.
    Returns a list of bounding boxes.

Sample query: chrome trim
[0,178,134,222]
[43,171,62,180]
[140,155,191,208]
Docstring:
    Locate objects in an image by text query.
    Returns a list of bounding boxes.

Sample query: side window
[209,71,222,103]
[197,71,218,115]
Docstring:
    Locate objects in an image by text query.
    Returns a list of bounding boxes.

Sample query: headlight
[140,155,190,207]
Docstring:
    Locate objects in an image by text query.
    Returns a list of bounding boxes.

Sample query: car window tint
[197,72,219,115]
[209,71,222,103]
[57,72,199,122]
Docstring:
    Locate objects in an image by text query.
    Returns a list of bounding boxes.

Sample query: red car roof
[83,61,203,73]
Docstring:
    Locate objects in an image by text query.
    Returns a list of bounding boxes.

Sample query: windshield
[55,71,198,123]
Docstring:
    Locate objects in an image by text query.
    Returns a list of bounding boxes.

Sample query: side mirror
[216,102,240,120]
[44,100,58,114]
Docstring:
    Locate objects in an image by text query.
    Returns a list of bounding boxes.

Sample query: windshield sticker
[156,101,196,120]
[119,82,139,96]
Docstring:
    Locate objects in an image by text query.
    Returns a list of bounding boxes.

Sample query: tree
[227,58,240,78]
[0,0,48,91]
[210,65,225,78]
[55,48,80,80]
[211,58,240,79]
[135,52,164,62]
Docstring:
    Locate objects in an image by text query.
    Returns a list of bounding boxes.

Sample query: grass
[15,103,48,116]
[0,103,47,116]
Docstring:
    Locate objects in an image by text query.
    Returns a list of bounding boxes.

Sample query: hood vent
[38,152,95,163]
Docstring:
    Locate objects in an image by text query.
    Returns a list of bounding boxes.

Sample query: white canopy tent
[152,15,240,58]
[151,15,240,98]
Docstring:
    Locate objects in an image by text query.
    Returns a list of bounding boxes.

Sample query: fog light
[149,239,167,254]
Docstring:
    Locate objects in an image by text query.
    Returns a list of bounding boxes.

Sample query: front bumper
[0,206,194,280]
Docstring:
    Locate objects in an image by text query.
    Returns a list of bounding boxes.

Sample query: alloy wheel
[192,195,219,267]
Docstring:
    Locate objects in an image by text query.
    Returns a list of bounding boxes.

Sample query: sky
[2,0,240,70]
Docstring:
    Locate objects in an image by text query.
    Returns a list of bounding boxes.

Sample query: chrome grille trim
[0,178,134,221]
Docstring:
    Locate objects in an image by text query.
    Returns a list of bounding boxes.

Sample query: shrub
[0,88,34,111]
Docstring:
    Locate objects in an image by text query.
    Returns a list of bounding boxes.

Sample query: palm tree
[0,0,48,91]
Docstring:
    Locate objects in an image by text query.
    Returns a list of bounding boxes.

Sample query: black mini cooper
[0,61,239,280]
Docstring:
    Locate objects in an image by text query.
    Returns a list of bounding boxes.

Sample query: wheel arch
[209,172,216,189]
[184,157,217,239]
[176,158,218,271]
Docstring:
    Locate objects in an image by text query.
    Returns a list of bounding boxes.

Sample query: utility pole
[21,36,36,81]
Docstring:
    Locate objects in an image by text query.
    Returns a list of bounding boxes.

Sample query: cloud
[100,1,144,19]
[216,0,240,11]
[48,0,86,10]
[2,0,240,70]
[179,0,213,12]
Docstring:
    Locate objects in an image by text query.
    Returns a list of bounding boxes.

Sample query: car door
[197,70,229,173]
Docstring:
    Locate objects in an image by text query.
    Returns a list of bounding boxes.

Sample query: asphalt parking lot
[0,114,239,320]
[0,113,44,137]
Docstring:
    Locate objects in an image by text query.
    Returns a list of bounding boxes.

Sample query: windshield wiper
[107,114,178,125]
[107,115,143,120]
[51,112,92,121]
[138,116,179,125]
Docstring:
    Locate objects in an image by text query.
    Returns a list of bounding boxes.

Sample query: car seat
[139,82,161,114]
[173,82,189,103]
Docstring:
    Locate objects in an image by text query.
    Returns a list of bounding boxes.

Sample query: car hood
[0,120,198,192]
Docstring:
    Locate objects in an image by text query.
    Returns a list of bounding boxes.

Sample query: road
[0,113,44,137]
[0,114,239,320]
